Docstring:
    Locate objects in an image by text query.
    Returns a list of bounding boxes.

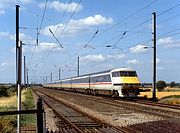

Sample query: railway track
[34,89,137,133]
[120,97,180,110]
[33,87,180,132]
[41,88,180,119]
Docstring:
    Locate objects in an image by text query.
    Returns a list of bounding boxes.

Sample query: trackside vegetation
[158,95,180,105]
[0,85,16,97]
[0,87,36,132]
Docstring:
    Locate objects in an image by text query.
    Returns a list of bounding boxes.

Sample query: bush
[0,86,9,97]
[156,80,166,91]
[22,89,35,110]
[0,86,17,97]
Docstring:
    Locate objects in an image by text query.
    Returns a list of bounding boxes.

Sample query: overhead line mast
[152,12,156,101]
[16,5,22,133]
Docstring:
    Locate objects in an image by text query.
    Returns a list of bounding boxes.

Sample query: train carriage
[43,67,140,97]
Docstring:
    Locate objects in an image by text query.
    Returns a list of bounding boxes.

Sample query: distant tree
[156,80,166,91]
[170,81,176,87]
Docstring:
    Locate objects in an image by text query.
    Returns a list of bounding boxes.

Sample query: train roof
[46,67,135,84]
[80,69,112,77]
[62,67,135,79]
[111,67,135,72]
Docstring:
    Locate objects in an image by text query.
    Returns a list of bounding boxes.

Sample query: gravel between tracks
[35,88,163,127]
[33,87,180,133]
[33,91,59,132]
[55,94,162,127]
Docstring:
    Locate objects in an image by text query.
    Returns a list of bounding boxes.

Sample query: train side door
[111,71,122,87]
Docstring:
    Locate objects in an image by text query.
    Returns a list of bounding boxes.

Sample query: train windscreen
[120,71,137,77]
[112,71,137,77]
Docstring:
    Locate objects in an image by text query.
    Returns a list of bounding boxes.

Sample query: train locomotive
[43,67,140,97]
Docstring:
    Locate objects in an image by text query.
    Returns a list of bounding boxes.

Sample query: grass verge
[158,95,180,105]
[0,89,36,132]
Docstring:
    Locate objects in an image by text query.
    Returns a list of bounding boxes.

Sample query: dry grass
[140,89,180,105]
[0,90,26,107]
[159,97,180,105]
[0,116,15,133]
[164,87,180,92]
[140,91,180,99]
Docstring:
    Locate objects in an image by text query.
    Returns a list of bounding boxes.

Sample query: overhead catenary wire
[38,0,48,35]
[38,0,82,64]
[35,1,180,82]
[44,0,157,76]
[157,2,180,17]
[34,0,153,76]
[27,0,48,66]
[33,0,83,76]
[79,18,180,65]
[92,2,180,51]
[70,13,179,67]
[33,0,76,72]
[80,2,180,56]
[57,0,82,40]
[62,0,73,19]
[98,0,158,36]
[50,0,73,38]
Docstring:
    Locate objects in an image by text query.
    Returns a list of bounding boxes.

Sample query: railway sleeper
[74,124,102,128]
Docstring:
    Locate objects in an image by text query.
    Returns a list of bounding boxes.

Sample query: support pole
[77,57,79,76]
[24,56,26,88]
[17,41,22,133]
[43,77,44,84]
[37,98,44,133]
[16,5,19,81]
[16,5,22,133]
[51,73,53,82]
[59,68,61,80]
[152,12,156,101]
[27,67,29,87]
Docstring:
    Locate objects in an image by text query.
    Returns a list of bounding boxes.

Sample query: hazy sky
[0,0,180,83]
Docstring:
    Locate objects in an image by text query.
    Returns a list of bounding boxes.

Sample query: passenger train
[43,67,140,97]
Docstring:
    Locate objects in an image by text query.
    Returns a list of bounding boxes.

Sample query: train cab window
[120,71,128,76]
[112,72,120,77]
[120,71,137,77]
[129,71,137,76]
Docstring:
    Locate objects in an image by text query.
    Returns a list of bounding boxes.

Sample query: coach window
[104,75,110,81]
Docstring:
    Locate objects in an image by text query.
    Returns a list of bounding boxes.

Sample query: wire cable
[57,0,82,40]
[98,0,158,36]
[27,0,48,66]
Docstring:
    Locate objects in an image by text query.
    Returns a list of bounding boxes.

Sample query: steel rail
[33,87,141,133]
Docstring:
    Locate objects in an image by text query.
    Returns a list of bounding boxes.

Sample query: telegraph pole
[24,56,26,88]
[77,57,80,76]
[17,40,22,133]
[43,77,45,84]
[152,12,156,101]
[51,73,53,82]
[16,5,22,133]
[26,67,29,87]
[59,68,61,80]
[16,5,19,81]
